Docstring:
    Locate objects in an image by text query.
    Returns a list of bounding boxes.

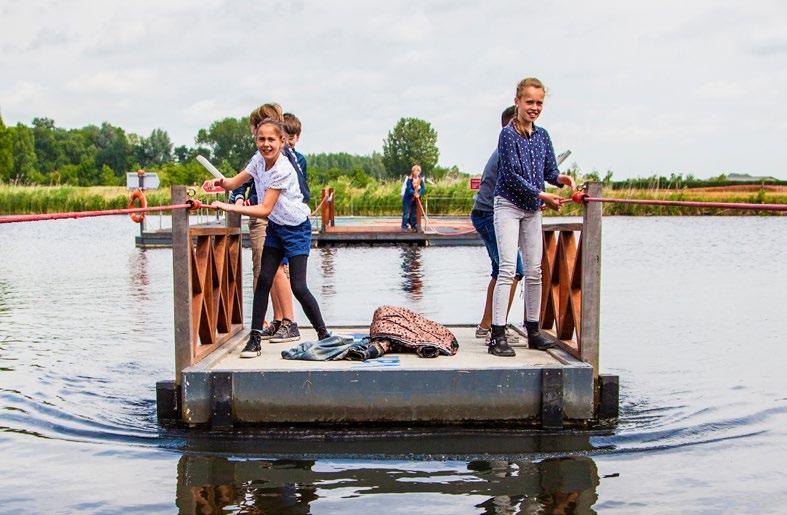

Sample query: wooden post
[320,188,329,232]
[225,211,241,230]
[171,185,193,385]
[580,182,602,379]
[328,187,335,227]
[415,196,424,233]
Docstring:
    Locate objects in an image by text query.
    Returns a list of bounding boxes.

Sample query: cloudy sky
[1,0,786,179]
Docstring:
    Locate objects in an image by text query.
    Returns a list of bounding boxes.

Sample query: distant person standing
[401,164,426,232]
[471,106,524,344]
[490,77,576,357]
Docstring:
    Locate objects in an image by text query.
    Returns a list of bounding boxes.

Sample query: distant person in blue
[471,105,525,345]
[401,164,426,231]
[490,77,576,357]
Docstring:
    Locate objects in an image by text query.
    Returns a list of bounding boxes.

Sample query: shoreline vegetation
[2,114,784,217]
[2,182,784,217]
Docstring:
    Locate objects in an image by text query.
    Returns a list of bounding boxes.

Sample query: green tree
[382,117,439,178]
[84,122,130,181]
[195,117,255,172]
[173,144,212,163]
[0,113,13,182]
[132,128,173,168]
[62,129,95,167]
[11,123,38,183]
[31,117,65,174]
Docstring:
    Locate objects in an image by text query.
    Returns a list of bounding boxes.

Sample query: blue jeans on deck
[281,334,358,361]
[471,208,524,279]
[401,195,417,230]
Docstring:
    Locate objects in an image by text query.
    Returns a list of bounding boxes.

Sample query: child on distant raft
[230,104,298,344]
[401,164,425,231]
[207,118,330,358]
[489,77,576,357]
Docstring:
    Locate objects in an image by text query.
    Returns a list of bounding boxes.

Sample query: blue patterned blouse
[494,123,562,211]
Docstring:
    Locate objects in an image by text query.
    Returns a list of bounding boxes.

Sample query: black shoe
[488,329,516,357]
[270,319,301,343]
[259,319,281,340]
[525,321,554,351]
[240,330,263,358]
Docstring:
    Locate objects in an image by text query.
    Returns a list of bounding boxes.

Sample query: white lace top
[245,152,311,226]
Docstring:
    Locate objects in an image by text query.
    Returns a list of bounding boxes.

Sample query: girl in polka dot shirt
[489,77,576,357]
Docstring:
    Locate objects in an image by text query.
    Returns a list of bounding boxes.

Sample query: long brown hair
[249,103,284,131]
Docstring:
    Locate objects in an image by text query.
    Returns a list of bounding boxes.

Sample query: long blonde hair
[515,77,545,98]
[513,77,546,135]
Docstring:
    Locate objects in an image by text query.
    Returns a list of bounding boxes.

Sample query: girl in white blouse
[207,119,329,358]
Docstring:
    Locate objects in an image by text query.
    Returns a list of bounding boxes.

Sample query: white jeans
[492,196,542,325]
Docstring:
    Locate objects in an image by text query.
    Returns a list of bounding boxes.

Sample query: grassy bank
[1,182,785,217]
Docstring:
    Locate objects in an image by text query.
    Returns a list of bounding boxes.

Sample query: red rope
[571,192,787,212]
[0,200,212,225]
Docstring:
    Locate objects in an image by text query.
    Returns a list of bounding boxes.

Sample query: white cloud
[65,70,157,95]
[696,81,745,100]
[0,0,786,178]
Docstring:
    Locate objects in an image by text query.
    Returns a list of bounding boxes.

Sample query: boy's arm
[213,188,281,219]
[230,181,250,204]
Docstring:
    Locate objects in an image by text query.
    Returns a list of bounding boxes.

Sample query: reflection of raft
[156,184,619,430]
[177,453,600,513]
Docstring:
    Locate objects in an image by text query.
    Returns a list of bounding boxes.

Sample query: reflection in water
[0,278,10,316]
[318,247,336,298]
[400,246,424,300]
[176,453,599,514]
[128,248,150,302]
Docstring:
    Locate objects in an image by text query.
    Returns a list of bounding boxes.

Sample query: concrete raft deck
[180,326,594,427]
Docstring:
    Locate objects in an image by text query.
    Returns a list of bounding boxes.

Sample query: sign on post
[469,178,481,190]
[126,172,160,190]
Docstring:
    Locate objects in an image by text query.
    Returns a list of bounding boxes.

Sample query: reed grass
[0,185,212,215]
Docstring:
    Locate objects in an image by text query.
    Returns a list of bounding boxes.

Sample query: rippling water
[1,216,786,513]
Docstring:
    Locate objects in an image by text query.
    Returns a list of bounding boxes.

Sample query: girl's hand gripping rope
[539,191,570,211]
[211,200,233,212]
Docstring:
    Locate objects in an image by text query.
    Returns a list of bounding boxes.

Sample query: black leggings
[250,247,326,333]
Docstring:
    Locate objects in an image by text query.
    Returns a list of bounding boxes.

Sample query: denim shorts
[264,218,312,258]
[471,209,524,279]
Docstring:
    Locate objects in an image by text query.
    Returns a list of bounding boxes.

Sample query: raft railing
[171,186,244,383]
[165,183,604,401]
[539,182,601,378]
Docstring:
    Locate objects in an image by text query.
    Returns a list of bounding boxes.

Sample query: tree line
[2,112,774,191]
[0,113,453,188]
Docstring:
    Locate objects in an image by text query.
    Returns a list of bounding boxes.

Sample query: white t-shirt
[245,152,311,226]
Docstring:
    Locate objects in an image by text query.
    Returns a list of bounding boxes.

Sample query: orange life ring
[128,190,147,223]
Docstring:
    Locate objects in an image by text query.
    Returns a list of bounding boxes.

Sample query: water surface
[1,216,785,513]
